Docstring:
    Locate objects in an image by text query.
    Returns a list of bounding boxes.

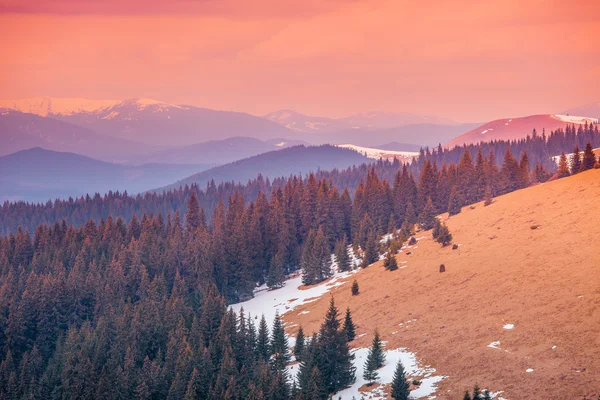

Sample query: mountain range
[0,148,209,203]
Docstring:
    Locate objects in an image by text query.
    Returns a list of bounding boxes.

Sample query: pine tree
[351,280,359,296]
[185,191,202,234]
[483,185,493,206]
[432,218,441,239]
[362,230,379,267]
[342,308,356,342]
[362,351,379,385]
[581,142,596,171]
[472,384,481,399]
[435,223,452,247]
[463,391,472,400]
[390,360,410,400]
[404,202,417,226]
[369,330,386,368]
[257,315,270,360]
[383,251,398,271]
[271,313,290,373]
[334,235,351,272]
[448,187,464,216]
[419,197,437,230]
[294,327,305,362]
[316,297,355,393]
[571,145,582,174]
[557,152,570,178]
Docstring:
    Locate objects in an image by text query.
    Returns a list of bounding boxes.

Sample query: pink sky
[1,0,599,121]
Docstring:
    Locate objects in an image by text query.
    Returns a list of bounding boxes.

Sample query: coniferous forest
[0,123,598,399]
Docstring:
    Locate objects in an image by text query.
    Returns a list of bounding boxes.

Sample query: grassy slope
[284,169,600,399]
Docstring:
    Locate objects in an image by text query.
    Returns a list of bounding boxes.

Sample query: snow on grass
[335,144,418,162]
[551,114,598,124]
[503,324,514,330]
[334,347,445,399]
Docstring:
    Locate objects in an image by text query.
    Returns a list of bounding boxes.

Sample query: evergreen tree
[571,145,582,174]
[483,185,493,206]
[390,360,410,400]
[383,251,398,271]
[369,330,386,368]
[362,351,379,385]
[294,327,305,362]
[472,384,482,399]
[448,187,464,216]
[316,298,355,393]
[257,315,270,361]
[342,308,356,342]
[581,142,596,171]
[362,230,379,267]
[185,191,202,234]
[435,223,452,247]
[334,235,351,272]
[271,313,291,373]
[419,197,437,230]
[432,218,441,239]
[557,152,570,178]
[351,280,359,296]
[463,391,472,400]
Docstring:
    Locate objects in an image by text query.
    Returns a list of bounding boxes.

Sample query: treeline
[1,122,597,235]
[1,137,598,398]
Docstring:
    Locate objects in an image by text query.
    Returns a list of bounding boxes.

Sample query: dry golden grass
[284,169,600,399]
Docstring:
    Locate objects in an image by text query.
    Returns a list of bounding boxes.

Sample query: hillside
[335,144,418,163]
[446,114,597,148]
[563,102,600,120]
[0,109,160,161]
[0,148,208,202]
[126,136,308,165]
[284,170,600,399]
[157,145,369,192]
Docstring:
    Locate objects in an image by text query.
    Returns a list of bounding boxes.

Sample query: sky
[1,0,599,122]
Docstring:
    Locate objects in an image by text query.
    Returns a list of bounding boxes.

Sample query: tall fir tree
[294,327,305,362]
[271,313,291,373]
[390,360,411,400]
[342,308,356,342]
[419,197,437,230]
[257,315,270,361]
[334,235,351,272]
[571,145,582,174]
[557,152,570,178]
[362,230,379,267]
[581,142,596,171]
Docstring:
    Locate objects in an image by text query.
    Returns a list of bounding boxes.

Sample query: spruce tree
[463,391,472,400]
[362,230,379,267]
[472,384,481,399]
[294,327,305,362]
[334,235,351,272]
[257,315,270,361]
[557,152,570,178]
[448,187,464,216]
[316,297,355,393]
[351,280,359,296]
[362,351,379,385]
[390,360,410,400]
[185,191,202,234]
[483,185,493,206]
[571,145,582,174]
[432,218,441,239]
[419,196,437,230]
[342,308,356,342]
[271,313,290,373]
[369,330,386,368]
[435,223,452,247]
[383,251,398,271]
[581,142,596,171]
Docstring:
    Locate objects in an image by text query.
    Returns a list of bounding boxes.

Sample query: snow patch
[503,324,514,330]
[334,348,445,399]
[335,144,418,162]
[274,141,286,147]
[526,368,534,373]
[551,114,598,124]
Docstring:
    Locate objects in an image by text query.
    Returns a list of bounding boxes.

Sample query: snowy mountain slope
[336,144,419,163]
[562,101,600,120]
[446,114,596,148]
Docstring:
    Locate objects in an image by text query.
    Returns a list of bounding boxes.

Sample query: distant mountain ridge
[0,148,209,203]
[446,114,597,148]
[157,145,370,192]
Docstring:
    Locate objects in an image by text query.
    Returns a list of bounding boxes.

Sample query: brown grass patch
[284,169,600,399]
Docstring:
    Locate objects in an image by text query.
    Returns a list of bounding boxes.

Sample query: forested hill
[155,145,370,192]
[1,123,597,236]
[1,134,598,399]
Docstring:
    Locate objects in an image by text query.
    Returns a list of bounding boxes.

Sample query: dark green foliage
[432,218,441,239]
[271,313,291,373]
[472,384,481,399]
[463,390,472,400]
[435,223,452,247]
[419,197,437,230]
[257,315,271,361]
[362,352,379,385]
[342,308,356,342]
[448,187,465,216]
[571,145,582,174]
[390,360,410,400]
[334,235,351,272]
[301,227,333,285]
[383,251,398,271]
[581,142,596,172]
[351,280,359,296]
[362,230,379,267]
[294,327,305,362]
[363,330,385,385]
